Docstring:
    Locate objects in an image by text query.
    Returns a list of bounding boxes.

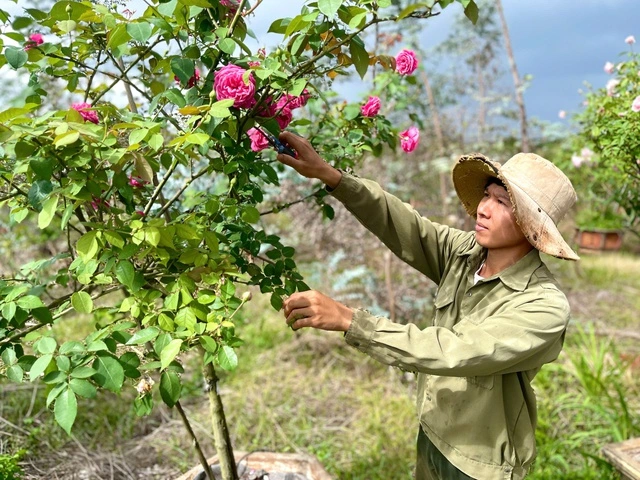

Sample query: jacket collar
[458,241,543,291]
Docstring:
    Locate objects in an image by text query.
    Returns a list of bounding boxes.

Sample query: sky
[239,0,638,125]
[3,0,638,124]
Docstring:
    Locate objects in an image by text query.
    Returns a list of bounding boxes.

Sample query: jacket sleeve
[344,287,570,376]
[329,173,474,284]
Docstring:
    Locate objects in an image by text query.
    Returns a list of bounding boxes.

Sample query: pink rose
[220,0,238,13]
[276,90,311,111]
[248,61,260,68]
[248,127,270,152]
[24,33,44,51]
[631,96,640,112]
[399,126,419,153]
[558,110,566,119]
[135,210,146,217]
[129,176,146,188]
[395,49,418,76]
[214,64,256,109]
[604,61,615,74]
[71,102,99,124]
[625,35,636,45]
[571,155,583,168]
[361,96,381,117]
[275,107,293,129]
[606,78,620,96]
[175,68,200,88]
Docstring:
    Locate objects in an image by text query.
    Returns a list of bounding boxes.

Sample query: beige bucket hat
[452,152,580,261]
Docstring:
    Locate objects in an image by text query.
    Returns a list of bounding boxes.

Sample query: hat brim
[452,153,580,261]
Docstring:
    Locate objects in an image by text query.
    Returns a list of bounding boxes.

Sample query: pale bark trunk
[475,60,486,145]
[420,70,449,217]
[495,0,530,152]
[204,356,239,480]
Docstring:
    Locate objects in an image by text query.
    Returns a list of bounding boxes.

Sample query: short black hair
[485,177,505,190]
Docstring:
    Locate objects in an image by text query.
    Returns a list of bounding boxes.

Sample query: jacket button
[467,292,472,297]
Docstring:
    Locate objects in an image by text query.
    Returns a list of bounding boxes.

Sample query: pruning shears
[254,125,297,158]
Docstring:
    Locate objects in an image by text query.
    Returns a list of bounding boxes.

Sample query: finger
[286,307,314,326]
[279,131,305,149]
[276,152,302,169]
[289,315,313,331]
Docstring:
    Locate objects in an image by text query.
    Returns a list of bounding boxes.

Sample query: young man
[276,131,579,480]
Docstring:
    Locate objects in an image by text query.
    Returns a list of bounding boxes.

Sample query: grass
[1,252,639,479]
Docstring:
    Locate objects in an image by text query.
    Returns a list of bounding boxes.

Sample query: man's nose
[477,199,490,218]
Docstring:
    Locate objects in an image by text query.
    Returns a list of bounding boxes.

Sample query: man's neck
[481,245,534,278]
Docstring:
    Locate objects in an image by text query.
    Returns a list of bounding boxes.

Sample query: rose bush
[571,35,640,233]
[0,0,478,478]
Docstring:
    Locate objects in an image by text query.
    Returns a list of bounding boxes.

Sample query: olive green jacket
[330,173,570,480]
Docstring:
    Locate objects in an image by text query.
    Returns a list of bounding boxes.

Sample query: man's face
[474,183,530,251]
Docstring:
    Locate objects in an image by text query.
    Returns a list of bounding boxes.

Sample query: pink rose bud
[135,210,146,217]
[248,61,260,67]
[361,96,381,117]
[24,33,44,50]
[248,127,270,152]
[395,49,419,76]
[625,35,636,45]
[604,61,615,74]
[558,110,566,119]
[129,176,146,188]
[71,102,100,124]
[631,96,640,112]
[214,64,256,109]
[399,126,420,153]
[275,106,293,129]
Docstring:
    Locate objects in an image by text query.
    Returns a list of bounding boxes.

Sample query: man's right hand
[276,132,342,189]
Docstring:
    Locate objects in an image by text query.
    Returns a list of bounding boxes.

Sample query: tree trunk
[420,70,449,217]
[203,354,239,480]
[495,0,530,152]
[475,60,486,145]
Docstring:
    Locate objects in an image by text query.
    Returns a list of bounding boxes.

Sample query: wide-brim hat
[452,153,580,261]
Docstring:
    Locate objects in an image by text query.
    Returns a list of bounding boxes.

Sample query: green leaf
[54,387,77,435]
[184,133,209,146]
[209,99,234,118]
[16,295,45,310]
[126,327,160,345]
[160,339,182,370]
[318,0,342,17]
[70,366,97,379]
[170,57,195,85]
[241,206,261,224]
[129,128,149,146]
[5,46,28,69]
[460,0,479,24]
[37,195,58,229]
[349,35,369,79]
[7,364,24,383]
[53,130,80,147]
[28,180,53,211]
[134,394,153,416]
[76,231,99,260]
[199,336,218,353]
[107,23,131,49]
[69,378,97,398]
[159,370,181,407]
[270,293,283,311]
[116,260,135,289]
[104,230,124,249]
[71,291,93,314]
[29,354,53,381]
[397,3,429,20]
[217,345,237,371]
[148,133,164,151]
[158,313,175,332]
[2,302,16,321]
[1,348,17,366]
[126,21,152,43]
[37,336,57,354]
[92,351,125,392]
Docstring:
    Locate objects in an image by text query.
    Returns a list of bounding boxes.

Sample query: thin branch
[175,401,216,480]
[259,188,324,216]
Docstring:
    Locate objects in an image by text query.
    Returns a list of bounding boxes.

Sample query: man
[276,131,579,480]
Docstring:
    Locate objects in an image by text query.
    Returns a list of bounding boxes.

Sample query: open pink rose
[24,33,44,51]
[71,102,99,124]
[361,96,381,117]
[129,176,147,188]
[558,110,566,119]
[214,64,256,109]
[625,35,636,45]
[275,107,293,129]
[604,61,615,74]
[606,78,620,96]
[399,126,419,153]
[175,68,200,88]
[395,49,418,76]
[248,127,270,152]
[631,96,640,112]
